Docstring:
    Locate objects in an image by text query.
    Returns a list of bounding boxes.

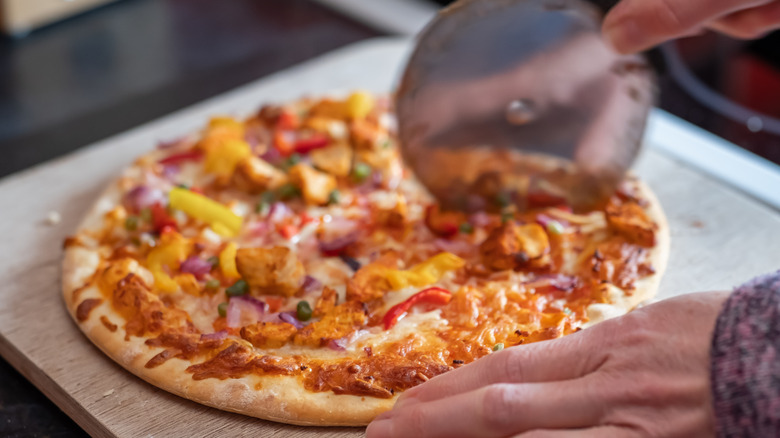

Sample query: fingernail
[604,18,644,54]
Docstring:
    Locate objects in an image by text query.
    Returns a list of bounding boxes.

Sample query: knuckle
[652,0,688,32]
[481,384,523,431]
[497,348,527,383]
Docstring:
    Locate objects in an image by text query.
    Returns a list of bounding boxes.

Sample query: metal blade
[396,0,656,211]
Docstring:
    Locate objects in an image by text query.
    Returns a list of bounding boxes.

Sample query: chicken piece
[345,252,400,302]
[288,163,337,206]
[310,142,353,177]
[313,286,337,318]
[605,199,657,247]
[240,321,297,348]
[293,301,367,347]
[479,222,550,271]
[375,195,408,228]
[350,118,384,150]
[235,246,304,296]
[232,156,287,193]
[309,98,349,120]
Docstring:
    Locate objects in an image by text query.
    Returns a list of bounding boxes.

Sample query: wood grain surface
[0,38,778,437]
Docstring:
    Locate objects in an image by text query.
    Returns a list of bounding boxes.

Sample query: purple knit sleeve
[711,270,780,437]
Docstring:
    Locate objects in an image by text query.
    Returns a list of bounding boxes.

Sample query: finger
[511,425,641,438]
[394,329,604,408]
[368,380,603,438]
[603,0,773,53]
[708,1,780,39]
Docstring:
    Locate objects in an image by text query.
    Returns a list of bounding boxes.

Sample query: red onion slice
[319,232,359,256]
[278,312,304,329]
[327,337,348,351]
[124,186,166,212]
[226,296,267,328]
[268,202,293,223]
[180,256,212,279]
[302,275,323,293]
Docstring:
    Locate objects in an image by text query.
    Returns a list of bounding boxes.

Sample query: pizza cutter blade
[396,0,657,212]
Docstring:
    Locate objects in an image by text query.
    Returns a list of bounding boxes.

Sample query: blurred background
[0,0,777,436]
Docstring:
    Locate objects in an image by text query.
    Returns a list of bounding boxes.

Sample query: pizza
[62,91,669,426]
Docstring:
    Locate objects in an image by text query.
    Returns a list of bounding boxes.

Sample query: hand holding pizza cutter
[396,0,658,212]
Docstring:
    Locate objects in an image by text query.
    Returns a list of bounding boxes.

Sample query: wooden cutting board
[0,38,778,438]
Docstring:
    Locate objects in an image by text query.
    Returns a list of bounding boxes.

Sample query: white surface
[313,0,437,35]
[647,110,780,210]
[314,1,780,211]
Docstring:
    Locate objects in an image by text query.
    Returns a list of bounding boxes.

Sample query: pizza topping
[150,203,177,234]
[124,186,166,213]
[225,279,249,297]
[293,301,368,347]
[383,252,466,291]
[204,139,252,180]
[287,163,337,206]
[179,255,213,279]
[313,286,337,317]
[382,287,452,329]
[479,222,550,271]
[425,205,464,237]
[240,322,297,348]
[310,142,353,177]
[158,150,203,166]
[278,311,305,329]
[226,295,267,328]
[235,246,304,297]
[605,198,657,247]
[232,156,288,193]
[147,231,191,293]
[296,300,313,321]
[169,187,242,237]
[219,242,240,279]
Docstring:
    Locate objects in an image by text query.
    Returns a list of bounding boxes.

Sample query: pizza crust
[583,179,670,327]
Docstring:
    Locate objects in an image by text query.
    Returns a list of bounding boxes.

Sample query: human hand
[603,0,780,53]
[366,291,730,438]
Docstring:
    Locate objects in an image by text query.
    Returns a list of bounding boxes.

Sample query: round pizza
[62,92,669,426]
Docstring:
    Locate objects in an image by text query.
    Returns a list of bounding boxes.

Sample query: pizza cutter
[396,0,658,212]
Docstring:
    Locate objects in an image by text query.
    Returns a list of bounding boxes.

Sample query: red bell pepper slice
[382,287,452,330]
[278,224,299,239]
[527,190,568,209]
[150,203,178,233]
[158,150,203,166]
[276,110,300,130]
[293,135,330,154]
[424,205,461,238]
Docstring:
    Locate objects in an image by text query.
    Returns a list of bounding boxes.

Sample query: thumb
[602,0,768,53]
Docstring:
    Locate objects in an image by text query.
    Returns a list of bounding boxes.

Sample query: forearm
[711,270,780,436]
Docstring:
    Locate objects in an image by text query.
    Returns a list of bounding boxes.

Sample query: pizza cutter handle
[586,0,668,74]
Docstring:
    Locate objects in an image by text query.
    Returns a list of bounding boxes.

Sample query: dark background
[0,0,778,436]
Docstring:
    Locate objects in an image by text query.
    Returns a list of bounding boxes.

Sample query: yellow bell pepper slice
[204,138,252,178]
[346,91,374,119]
[208,117,245,137]
[169,187,243,237]
[384,252,465,290]
[219,242,240,279]
[147,232,191,293]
